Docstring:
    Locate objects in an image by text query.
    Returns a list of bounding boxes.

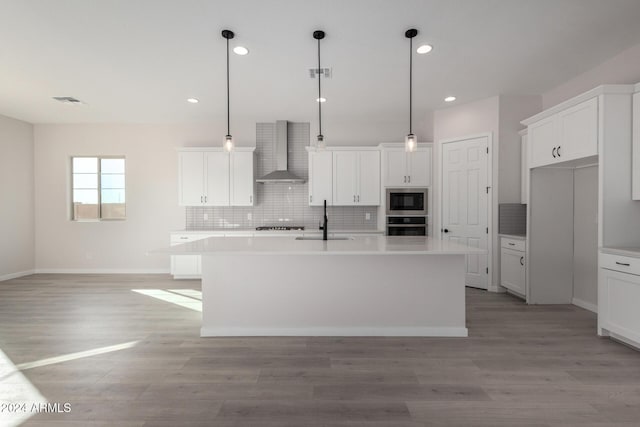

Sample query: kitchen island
[164,235,484,337]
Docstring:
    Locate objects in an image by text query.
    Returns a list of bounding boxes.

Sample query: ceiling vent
[309,67,332,79]
[52,96,85,105]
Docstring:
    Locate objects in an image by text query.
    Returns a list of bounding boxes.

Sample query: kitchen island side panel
[201,253,467,337]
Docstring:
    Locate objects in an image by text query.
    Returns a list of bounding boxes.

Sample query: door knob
[443,228,450,233]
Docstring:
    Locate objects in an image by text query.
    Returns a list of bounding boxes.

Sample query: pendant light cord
[318,37,322,136]
[226,36,230,136]
[409,35,412,134]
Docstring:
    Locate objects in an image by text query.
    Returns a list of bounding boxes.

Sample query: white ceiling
[2,0,640,125]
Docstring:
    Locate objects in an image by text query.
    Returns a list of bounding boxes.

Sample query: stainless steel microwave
[386,188,428,216]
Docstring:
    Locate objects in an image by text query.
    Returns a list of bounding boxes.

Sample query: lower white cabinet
[500,237,526,297]
[520,130,529,204]
[170,233,218,279]
[599,251,640,348]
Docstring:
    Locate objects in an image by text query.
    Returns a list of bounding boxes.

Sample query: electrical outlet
[365,212,371,221]
[203,213,208,221]
[247,213,252,221]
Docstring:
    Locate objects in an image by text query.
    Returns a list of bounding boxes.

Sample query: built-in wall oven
[386,188,428,236]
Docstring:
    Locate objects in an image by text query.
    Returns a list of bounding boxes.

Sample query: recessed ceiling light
[187,98,199,104]
[233,46,249,55]
[316,97,326,103]
[416,44,433,54]
[444,96,456,102]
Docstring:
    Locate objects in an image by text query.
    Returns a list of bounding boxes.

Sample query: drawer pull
[520,256,524,266]
[180,237,188,239]
[615,261,631,266]
[508,243,515,246]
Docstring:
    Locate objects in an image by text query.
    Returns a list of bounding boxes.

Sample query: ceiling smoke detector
[52,96,85,105]
[309,67,332,79]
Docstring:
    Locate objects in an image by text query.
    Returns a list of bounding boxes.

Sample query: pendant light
[313,30,326,150]
[222,29,235,152]
[405,28,418,153]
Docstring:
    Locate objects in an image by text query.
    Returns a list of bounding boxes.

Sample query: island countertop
[158,235,485,256]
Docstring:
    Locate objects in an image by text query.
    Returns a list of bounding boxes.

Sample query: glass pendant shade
[405,133,417,152]
[316,134,326,150]
[224,134,234,152]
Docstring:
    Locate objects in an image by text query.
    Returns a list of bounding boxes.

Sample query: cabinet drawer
[600,252,640,276]
[501,238,525,252]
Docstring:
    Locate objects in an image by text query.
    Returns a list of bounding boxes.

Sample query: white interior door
[442,137,489,289]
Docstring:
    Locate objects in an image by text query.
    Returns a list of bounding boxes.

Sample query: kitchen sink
[295,236,353,241]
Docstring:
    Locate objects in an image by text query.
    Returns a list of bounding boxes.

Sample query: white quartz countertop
[499,234,527,240]
[157,236,485,256]
[601,246,640,258]
[172,229,384,235]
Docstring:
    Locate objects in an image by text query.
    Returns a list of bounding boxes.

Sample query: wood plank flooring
[0,274,639,426]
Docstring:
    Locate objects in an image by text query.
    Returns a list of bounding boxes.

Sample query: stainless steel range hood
[256,120,306,184]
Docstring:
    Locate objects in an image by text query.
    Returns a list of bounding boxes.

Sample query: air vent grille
[308,67,332,79]
[53,96,85,105]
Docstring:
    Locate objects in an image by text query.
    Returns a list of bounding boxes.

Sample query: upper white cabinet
[230,151,255,206]
[382,145,432,187]
[308,150,333,206]
[178,148,254,207]
[633,92,640,200]
[528,97,598,168]
[520,130,528,204]
[332,150,380,205]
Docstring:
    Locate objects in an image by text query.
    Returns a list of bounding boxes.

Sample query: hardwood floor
[1,274,639,426]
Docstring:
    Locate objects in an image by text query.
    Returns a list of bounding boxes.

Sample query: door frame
[436,133,495,291]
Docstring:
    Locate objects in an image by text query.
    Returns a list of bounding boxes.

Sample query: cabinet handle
[353,195,356,202]
[204,196,207,203]
[520,256,524,266]
[615,261,631,266]
[408,175,411,183]
[403,176,407,183]
[557,146,561,157]
[310,195,313,203]
[201,196,203,203]
[357,195,360,202]
[250,195,253,204]
[180,237,188,240]
[508,242,515,246]
[552,147,557,158]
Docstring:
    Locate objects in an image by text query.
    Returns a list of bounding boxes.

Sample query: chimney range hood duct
[256,121,306,183]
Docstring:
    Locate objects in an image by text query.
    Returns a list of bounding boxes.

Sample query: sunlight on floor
[16,341,139,370]
[132,289,202,312]
[167,289,202,300]
[0,348,47,427]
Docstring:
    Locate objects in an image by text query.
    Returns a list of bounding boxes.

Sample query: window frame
[70,155,126,222]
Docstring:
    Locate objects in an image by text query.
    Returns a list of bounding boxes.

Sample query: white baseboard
[0,270,36,282]
[200,326,469,337]
[572,297,598,313]
[33,268,170,275]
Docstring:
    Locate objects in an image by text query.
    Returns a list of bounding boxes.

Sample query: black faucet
[319,199,328,241]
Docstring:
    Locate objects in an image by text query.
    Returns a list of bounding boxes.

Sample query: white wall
[542,42,640,109]
[573,165,598,311]
[32,124,218,272]
[0,114,35,280]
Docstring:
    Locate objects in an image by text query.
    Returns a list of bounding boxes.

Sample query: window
[71,157,126,220]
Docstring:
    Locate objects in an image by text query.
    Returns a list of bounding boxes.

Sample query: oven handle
[386,224,427,228]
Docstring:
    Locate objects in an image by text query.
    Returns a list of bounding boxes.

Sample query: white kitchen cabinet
[178,148,254,207]
[633,92,640,200]
[230,151,255,206]
[500,237,526,297]
[520,131,529,204]
[170,233,207,279]
[332,150,380,206]
[599,251,640,348]
[308,150,333,206]
[382,146,431,187]
[528,97,598,168]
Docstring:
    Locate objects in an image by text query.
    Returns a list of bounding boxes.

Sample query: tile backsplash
[185,122,378,231]
[498,203,527,236]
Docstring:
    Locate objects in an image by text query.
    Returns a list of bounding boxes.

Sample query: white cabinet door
[357,151,380,205]
[178,152,205,206]
[383,149,408,187]
[521,134,529,204]
[230,151,254,206]
[501,247,526,296]
[204,151,230,206]
[599,267,640,344]
[529,115,558,168]
[171,255,201,278]
[633,92,640,200]
[333,151,358,205]
[558,97,598,162]
[407,147,431,187]
[308,151,333,206]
